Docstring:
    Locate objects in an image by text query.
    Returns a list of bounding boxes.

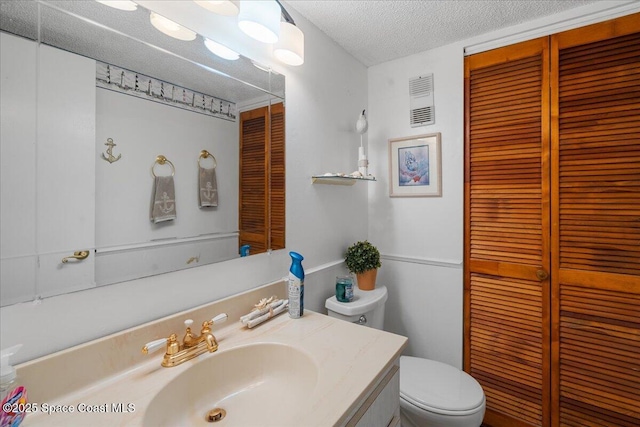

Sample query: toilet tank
[325,285,388,330]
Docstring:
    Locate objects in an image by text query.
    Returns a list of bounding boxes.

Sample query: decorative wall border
[96,61,236,121]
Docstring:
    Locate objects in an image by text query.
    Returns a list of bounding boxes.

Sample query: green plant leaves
[345,240,381,274]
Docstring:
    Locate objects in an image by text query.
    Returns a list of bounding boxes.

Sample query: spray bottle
[1,344,27,427]
[288,251,304,318]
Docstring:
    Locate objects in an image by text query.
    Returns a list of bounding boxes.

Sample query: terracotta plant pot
[356,269,378,291]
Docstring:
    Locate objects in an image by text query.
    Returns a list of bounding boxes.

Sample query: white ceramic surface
[20,304,407,427]
[400,356,484,414]
[142,343,318,426]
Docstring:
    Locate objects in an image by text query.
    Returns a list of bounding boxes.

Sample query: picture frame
[388,133,442,197]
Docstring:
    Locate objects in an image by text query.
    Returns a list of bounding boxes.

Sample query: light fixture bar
[274,0,295,24]
[273,0,304,66]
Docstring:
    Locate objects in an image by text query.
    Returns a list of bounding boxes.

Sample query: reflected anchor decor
[101,138,122,163]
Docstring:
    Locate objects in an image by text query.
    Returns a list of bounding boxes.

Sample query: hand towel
[150,176,177,223]
[198,166,218,207]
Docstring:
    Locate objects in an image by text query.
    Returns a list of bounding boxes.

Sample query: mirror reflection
[0,0,285,306]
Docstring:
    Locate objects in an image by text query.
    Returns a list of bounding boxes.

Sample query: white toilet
[325,285,486,427]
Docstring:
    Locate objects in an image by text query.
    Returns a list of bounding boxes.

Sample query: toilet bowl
[325,285,486,427]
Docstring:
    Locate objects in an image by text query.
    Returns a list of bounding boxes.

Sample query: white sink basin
[143,342,318,426]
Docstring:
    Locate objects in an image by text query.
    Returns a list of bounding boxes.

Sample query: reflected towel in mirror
[198,166,218,207]
[150,176,177,223]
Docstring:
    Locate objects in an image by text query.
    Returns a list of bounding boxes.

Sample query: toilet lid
[400,356,485,414]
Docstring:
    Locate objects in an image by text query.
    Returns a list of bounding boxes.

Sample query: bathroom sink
[142,342,318,426]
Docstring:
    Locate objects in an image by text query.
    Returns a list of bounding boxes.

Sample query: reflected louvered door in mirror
[465,38,551,427]
[551,15,640,427]
[239,103,286,255]
[270,102,285,251]
[239,106,269,254]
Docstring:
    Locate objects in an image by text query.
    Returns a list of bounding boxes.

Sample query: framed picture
[388,133,441,197]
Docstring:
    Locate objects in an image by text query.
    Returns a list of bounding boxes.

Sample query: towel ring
[152,155,175,177]
[198,150,217,169]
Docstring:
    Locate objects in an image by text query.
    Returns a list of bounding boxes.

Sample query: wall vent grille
[409,74,434,127]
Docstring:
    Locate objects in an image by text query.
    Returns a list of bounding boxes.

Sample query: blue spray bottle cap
[239,245,250,257]
[289,251,304,280]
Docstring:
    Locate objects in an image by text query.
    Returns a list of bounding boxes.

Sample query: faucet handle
[184,319,194,329]
[210,313,228,325]
[142,338,167,355]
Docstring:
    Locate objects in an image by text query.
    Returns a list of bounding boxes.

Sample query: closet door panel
[239,107,268,254]
[269,102,285,251]
[465,38,551,427]
[552,15,640,427]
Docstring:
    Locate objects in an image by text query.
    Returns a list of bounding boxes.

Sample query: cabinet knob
[536,269,549,281]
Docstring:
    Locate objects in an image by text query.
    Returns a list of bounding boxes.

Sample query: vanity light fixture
[95,1,138,11]
[194,0,239,16]
[273,0,304,66]
[274,21,304,66]
[193,0,304,66]
[204,38,240,60]
[237,0,281,44]
[150,12,197,41]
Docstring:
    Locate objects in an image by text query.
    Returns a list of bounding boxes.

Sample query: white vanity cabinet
[0,34,96,304]
[345,361,401,427]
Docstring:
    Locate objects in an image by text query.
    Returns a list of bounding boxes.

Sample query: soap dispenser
[1,344,27,427]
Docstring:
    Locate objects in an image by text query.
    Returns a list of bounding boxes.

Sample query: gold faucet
[142,313,228,367]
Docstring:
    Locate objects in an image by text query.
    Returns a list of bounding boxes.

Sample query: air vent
[409,74,434,127]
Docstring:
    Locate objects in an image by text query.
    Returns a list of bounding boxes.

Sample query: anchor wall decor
[101,138,122,163]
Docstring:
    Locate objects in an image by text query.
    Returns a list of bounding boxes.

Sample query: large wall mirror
[0,0,285,307]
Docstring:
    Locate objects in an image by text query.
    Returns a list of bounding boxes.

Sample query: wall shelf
[311,175,376,186]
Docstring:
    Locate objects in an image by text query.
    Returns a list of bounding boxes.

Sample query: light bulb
[194,0,239,16]
[95,1,138,11]
[237,1,280,43]
[204,38,240,60]
[149,12,196,41]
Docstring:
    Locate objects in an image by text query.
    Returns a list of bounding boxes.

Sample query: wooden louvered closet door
[551,15,640,427]
[465,37,551,427]
[466,13,640,427]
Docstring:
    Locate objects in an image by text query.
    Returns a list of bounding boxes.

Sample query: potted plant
[345,240,381,291]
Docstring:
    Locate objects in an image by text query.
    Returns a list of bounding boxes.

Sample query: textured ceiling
[284,0,602,66]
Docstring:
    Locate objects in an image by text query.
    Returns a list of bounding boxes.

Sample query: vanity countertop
[20,307,407,426]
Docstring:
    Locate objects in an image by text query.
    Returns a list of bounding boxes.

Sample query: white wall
[1,8,369,364]
[368,42,465,368]
[367,0,640,369]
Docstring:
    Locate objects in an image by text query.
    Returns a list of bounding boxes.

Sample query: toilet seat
[400,356,485,416]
